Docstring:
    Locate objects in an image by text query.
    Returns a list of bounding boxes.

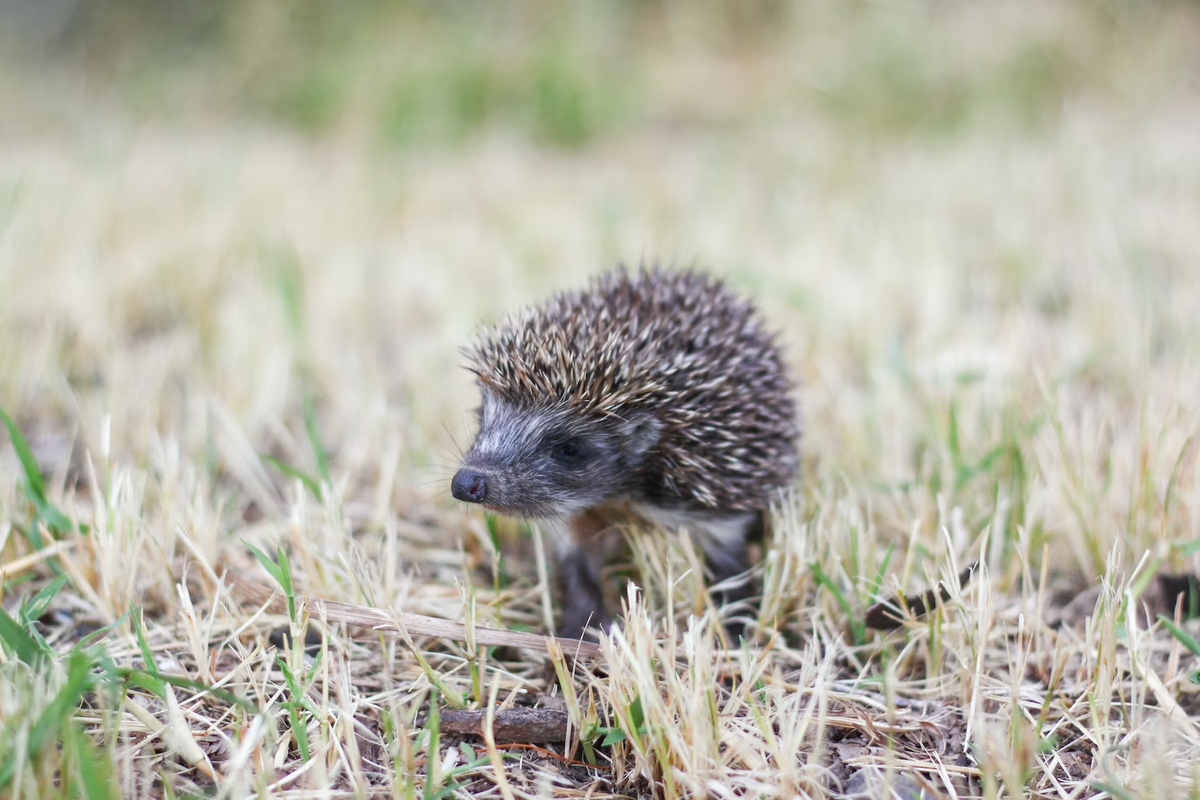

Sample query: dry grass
[2,2,1200,798]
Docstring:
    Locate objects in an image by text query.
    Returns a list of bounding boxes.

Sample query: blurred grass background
[7,1,1188,144]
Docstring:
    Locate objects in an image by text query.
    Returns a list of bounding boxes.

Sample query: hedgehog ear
[620,414,663,461]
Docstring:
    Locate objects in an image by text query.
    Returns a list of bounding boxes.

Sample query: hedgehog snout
[451,468,489,504]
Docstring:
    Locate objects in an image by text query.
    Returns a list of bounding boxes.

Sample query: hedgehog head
[451,389,664,518]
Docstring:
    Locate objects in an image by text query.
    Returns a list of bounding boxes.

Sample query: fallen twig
[439,707,571,743]
[235,580,604,659]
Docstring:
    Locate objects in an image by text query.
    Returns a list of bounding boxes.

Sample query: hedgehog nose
[452,469,488,504]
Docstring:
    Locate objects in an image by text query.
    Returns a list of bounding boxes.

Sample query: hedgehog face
[452,390,662,519]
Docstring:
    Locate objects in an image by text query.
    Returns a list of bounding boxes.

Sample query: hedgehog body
[452,266,800,639]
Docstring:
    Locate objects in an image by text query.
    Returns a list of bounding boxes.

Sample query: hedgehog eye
[551,437,589,466]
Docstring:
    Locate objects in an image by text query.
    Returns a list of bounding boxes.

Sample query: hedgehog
[451,266,800,640]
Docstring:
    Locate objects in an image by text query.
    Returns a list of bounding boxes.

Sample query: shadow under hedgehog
[451,265,800,641]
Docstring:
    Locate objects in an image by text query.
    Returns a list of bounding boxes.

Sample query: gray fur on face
[457,389,662,519]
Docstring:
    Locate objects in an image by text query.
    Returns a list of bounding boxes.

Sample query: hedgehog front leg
[690,510,762,640]
[553,511,616,641]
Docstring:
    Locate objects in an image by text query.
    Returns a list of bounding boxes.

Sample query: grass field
[3,3,1200,798]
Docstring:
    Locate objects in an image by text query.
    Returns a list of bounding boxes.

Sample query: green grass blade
[125,669,258,711]
[262,454,323,501]
[244,540,284,587]
[600,727,628,746]
[20,574,69,624]
[133,606,158,672]
[1158,614,1200,658]
[275,545,296,622]
[275,545,295,597]
[2,406,81,544]
[65,719,117,800]
[809,562,852,618]
[424,690,442,800]
[123,668,168,700]
[33,501,76,538]
[0,606,50,664]
[29,651,95,753]
[810,561,867,645]
[302,393,331,489]
[869,543,894,603]
[1,404,47,502]
[76,606,137,653]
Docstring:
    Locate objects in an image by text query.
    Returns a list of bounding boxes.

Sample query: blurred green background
[6,0,1187,148]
